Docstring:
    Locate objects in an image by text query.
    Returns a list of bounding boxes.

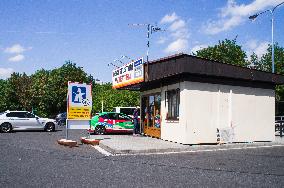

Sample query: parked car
[91,112,134,134]
[113,107,140,118]
[55,112,67,126]
[0,111,57,133]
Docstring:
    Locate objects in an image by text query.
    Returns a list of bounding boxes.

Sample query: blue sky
[0,0,284,82]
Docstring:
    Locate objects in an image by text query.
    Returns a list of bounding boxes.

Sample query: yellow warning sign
[68,107,91,119]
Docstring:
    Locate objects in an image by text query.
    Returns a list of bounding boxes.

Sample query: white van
[112,107,140,118]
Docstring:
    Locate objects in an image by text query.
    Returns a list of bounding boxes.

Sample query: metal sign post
[66,82,92,140]
[65,119,68,140]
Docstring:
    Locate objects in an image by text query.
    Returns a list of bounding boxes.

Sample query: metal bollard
[280,122,283,137]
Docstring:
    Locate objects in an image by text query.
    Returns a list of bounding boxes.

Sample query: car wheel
[95,125,106,135]
[1,122,12,133]
[45,123,55,132]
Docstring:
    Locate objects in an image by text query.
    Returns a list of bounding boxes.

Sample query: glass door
[142,93,161,138]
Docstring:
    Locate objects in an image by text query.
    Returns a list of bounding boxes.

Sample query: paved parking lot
[0,129,284,187]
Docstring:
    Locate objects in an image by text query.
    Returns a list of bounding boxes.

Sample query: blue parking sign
[72,86,86,103]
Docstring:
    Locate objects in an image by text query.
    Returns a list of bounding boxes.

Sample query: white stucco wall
[231,86,275,142]
[142,81,275,144]
[182,82,220,144]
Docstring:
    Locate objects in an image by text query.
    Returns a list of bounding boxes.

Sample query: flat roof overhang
[117,53,284,91]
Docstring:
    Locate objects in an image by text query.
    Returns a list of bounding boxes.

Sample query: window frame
[6,112,26,118]
[166,88,180,120]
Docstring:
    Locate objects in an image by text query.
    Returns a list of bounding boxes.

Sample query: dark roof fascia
[149,53,282,78]
[117,53,284,91]
[146,53,284,85]
[140,73,275,91]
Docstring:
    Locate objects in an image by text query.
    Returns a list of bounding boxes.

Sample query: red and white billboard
[112,58,144,89]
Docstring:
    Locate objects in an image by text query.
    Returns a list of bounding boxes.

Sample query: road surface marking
[92,145,113,156]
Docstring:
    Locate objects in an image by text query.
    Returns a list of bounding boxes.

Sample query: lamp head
[249,14,258,20]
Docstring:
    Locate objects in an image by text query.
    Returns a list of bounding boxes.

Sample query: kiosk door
[142,93,161,138]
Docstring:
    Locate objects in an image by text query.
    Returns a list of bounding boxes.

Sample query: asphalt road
[1,129,284,188]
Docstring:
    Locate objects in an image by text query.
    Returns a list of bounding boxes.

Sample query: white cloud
[203,0,283,35]
[4,44,30,54]
[221,0,283,17]
[165,39,188,53]
[8,54,25,62]
[170,28,190,39]
[245,39,269,58]
[246,39,258,50]
[157,37,167,44]
[191,44,208,54]
[0,68,13,79]
[169,20,186,31]
[160,12,179,24]
[254,41,269,57]
[160,13,190,54]
[204,16,243,35]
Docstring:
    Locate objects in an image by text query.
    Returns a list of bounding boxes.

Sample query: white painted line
[92,145,113,156]
[113,144,284,156]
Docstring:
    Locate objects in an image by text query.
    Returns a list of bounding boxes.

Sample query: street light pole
[249,1,284,74]
[271,11,275,73]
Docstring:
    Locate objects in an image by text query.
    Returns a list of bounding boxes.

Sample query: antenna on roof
[128,23,165,81]
[107,62,120,69]
[128,23,165,63]
[108,55,135,68]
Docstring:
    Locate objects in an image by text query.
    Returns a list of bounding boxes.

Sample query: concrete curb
[98,141,284,155]
[80,137,100,146]
[57,139,78,148]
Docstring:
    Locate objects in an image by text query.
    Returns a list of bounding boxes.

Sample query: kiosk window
[167,89,180,120]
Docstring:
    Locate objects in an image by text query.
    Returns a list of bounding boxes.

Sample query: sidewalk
[90,134,284,155]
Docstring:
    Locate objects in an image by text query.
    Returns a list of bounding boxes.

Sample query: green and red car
[90,112,134,134]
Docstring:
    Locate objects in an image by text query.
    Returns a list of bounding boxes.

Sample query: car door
[5,112,20,128]
[116,113,133,130]
[106,113,117,129]
[6,112,30,129]
[25,112,44,129]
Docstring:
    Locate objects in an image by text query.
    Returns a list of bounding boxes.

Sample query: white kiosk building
[114,54,284,144]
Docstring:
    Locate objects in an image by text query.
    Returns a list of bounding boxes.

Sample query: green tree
[249,52,260,69]
[0,79,9,111]
[3,73,32,111]
[30,61,93,117]
[194,39,249,67]
[257,43,284,74]
[92,82,139,113]
[256,43,284,101]
[0,60,140,117]
[30,69,50,116]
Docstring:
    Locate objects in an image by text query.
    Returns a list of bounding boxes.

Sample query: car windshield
[118,113,132,120]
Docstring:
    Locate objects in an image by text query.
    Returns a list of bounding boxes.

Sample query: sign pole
[65,119,68,140]
[66,88,69,140]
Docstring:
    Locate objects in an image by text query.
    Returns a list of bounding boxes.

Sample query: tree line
[0,39,283,117]
[194,39,284,101]
[0,61,139,117]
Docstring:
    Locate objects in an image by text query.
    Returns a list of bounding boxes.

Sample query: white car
[0,111,57,133]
